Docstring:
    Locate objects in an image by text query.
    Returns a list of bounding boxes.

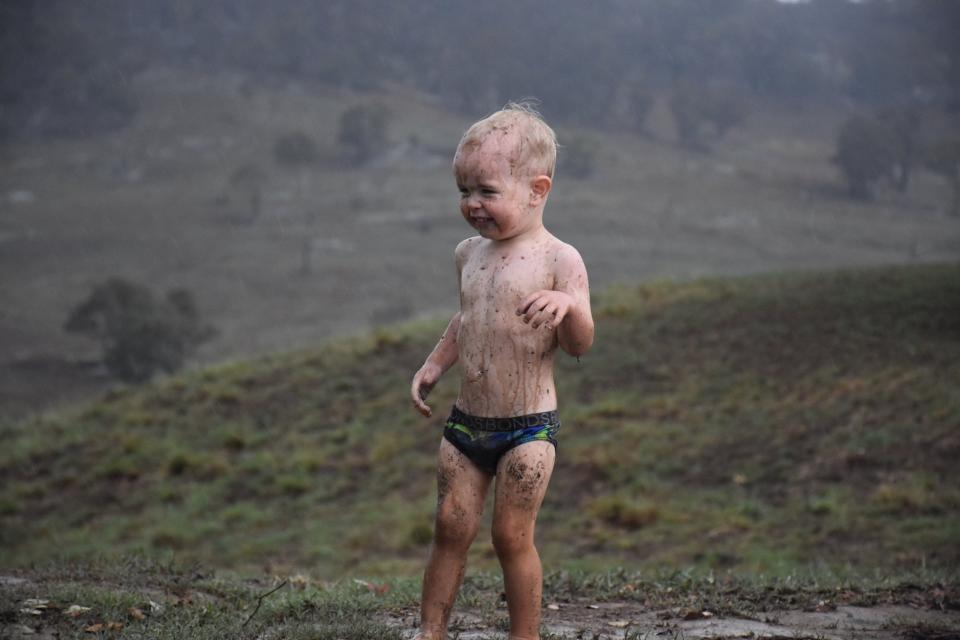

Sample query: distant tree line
[2,0,958,138]
[834,108,960,212]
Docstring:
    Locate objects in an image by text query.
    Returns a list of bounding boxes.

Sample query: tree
[669,85,706,150]
[878,104,921,192]
[0,1,140,140]
[273,132,320,274]
[64,278,216,383]
[558,135,597,180]
[923,134,960,217]
[699,86,749,138]
[669,83,748,151]
[337,103,390,166]
[228,164,267,224]
[273,132,319,168]
[608,76,656,135]
[833,114,897,199]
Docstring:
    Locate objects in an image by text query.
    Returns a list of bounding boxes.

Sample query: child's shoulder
[454,235,484,267]
[455,235,484,255]
[545,235,586,268]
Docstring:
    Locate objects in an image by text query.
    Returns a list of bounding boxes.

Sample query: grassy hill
[4,66,960,421]
[2,264,958,578]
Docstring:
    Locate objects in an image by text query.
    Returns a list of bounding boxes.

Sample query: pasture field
[1,264,957,578]
[1,67,958,418]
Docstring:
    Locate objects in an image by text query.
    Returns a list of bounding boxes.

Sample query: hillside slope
[4,67,960,420]
[2,264,958,577]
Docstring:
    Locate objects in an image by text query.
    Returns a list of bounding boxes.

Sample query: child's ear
[530,175,552,204]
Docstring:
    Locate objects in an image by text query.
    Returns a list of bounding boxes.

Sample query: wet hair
[455,100,558,178]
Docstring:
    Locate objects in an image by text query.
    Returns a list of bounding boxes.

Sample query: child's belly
[456,312,558,418]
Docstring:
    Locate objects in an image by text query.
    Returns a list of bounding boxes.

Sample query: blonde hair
[455,101,558,178]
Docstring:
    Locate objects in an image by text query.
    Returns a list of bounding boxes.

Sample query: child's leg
[491,441,556,640]
[417,438,493,640]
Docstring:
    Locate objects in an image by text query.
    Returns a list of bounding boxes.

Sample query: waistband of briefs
[447,405,560,432]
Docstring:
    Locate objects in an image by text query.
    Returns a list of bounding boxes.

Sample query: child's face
[453,136,541,241]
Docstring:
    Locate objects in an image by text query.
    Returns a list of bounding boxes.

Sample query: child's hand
[411,362,443,417]
[517,290,575,330]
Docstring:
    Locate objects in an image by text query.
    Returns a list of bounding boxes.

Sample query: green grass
[1,557,955,639]
[0,556,414,639]
[1,264,959,578]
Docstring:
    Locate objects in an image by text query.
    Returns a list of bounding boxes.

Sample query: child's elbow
[561,329,594,358]
[564,344,591,358]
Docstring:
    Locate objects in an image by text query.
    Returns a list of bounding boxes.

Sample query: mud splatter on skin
[436,464,453,506]
[434,552,464,638]
[506,459,526,483]
[504,457,548,511]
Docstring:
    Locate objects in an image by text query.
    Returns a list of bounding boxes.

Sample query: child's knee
[434,501,480,548]
[491,522,534,559]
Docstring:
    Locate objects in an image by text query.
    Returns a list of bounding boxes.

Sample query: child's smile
[454,140,536,241]
[469,215,496,232]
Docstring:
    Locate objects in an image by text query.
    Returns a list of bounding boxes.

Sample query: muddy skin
[454,140,560,418]
[440,556,465,625]
[417,110,590,640]
[420,441,493,640]
[451,501,468,528]
[491,443,555,640]
[504,456,548,511]
[436,464,453,506]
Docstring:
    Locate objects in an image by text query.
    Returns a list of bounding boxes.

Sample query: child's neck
[491,216,548,247]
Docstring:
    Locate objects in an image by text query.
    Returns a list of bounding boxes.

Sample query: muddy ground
[4,569,959,640]
[386,602,960,639]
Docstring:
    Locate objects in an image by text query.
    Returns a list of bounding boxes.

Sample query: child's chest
[460,250,555,310]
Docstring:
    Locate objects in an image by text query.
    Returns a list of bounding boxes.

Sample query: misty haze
[1,2,958,638]
[2,0,957,416]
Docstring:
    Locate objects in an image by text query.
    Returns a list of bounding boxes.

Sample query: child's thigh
[493,441,556,523]
[437,437,493,513]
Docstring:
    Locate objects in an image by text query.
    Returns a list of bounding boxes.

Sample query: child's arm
[517,244,594,357]
[410,312,460,417]
[411,238,475,417]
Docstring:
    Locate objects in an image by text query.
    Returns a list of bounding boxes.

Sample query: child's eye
[481,188,497,196]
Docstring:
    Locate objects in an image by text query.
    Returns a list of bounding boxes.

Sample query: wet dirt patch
[388,603,960,639]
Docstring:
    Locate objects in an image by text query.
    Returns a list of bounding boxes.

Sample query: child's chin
[474,224,501,238]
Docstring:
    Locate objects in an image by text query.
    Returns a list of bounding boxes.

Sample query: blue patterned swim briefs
[442,405,559,475]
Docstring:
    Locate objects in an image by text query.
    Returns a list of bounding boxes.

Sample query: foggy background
[2,0,959,419]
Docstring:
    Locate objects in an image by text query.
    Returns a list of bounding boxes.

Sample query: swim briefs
[442,405,560,475]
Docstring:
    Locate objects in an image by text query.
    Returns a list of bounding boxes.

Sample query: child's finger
[411,390,432,417]
[533,302,561,327]
[410,376,432,416]
[516,291,547,316]
[522,297,551,323]
[415,400,432,417]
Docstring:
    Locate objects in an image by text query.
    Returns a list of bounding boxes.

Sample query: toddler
[410,103,594,640]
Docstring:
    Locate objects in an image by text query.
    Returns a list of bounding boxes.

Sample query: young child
[409,103,594,640]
